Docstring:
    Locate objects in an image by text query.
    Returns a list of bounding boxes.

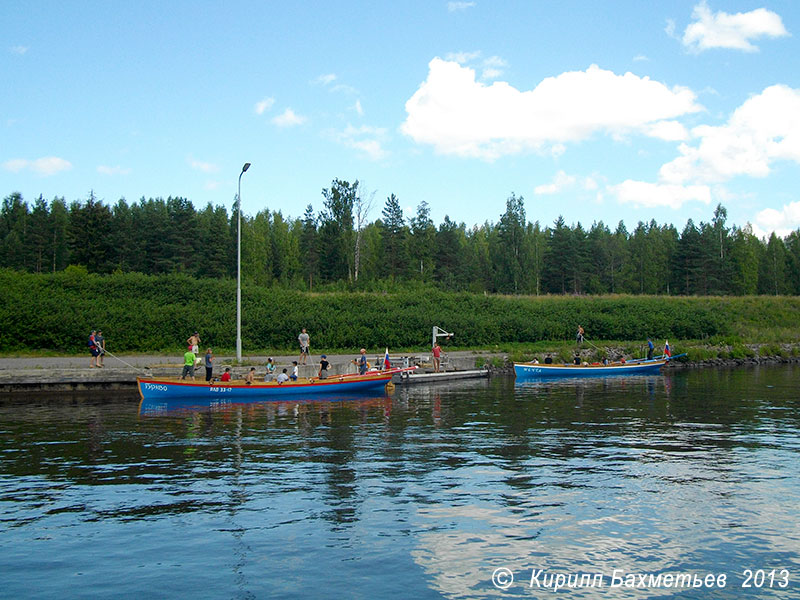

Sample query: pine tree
[380,193,408,281]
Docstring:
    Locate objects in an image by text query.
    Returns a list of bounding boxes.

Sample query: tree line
[2,182,799,295]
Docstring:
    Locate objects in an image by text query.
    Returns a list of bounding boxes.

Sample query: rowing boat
[514,357,674,379]
[137,367,414,401]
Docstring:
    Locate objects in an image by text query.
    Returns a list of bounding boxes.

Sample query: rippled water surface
[1,365,799,599]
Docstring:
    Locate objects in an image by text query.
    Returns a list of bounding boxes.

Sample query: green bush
[1,269,799,354]
[758,343,782,358]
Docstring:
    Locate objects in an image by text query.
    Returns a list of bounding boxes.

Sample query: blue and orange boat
[137,367,414,402]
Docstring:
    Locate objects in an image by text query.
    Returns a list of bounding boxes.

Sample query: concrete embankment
[0,351,502,394]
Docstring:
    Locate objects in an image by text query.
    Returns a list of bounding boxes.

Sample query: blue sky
[3,1,800,237]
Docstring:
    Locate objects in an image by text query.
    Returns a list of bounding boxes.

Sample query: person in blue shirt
[647,338,654,360]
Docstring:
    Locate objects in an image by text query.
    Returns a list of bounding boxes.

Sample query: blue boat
[514,358,669,379]
[137,368,409,402]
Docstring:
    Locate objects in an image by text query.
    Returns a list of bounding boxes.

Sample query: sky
[3,1,800,238]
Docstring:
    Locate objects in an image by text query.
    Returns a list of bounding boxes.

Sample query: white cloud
[331,83,359,95]
[445,50,481,64]
[255,97,275,115]
[754,201,800,238]
[444,52,507,81]
[354,99,364,116]
[188,158,219,173]
[610,180,712,208]
[665,19,677,39]
[644,120,689,141]
[97,165,131,176]
[272,108,307,127]
[534,171,577,195]
[447,1,476,12]
[315,73,337,86]
[660,84,800,184]
[328,124,388,160]
[2,156,72,176]
[314,73,358,95]
[10,45,28,55]
[606,84,800,223]
[33,157,72,176]
[402,58,702,160]
[480,55,507,81]
[535,171,600,195]
[2,159,28,172]
[682,1,789,53]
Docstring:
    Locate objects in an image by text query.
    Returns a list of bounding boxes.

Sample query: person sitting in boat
[276,368,289,384]
[647,338,654,360]
[319,355,330,379]
[544,354,553,364]
[220,367,231,382]
[574,354,581,365]
[245,367,256,385]
[290,361,299,381]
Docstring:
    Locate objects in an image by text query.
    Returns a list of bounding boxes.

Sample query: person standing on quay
[432,343,442,373]
[298,328,310,365]
[88,330,99,368]
[95,330,106,367]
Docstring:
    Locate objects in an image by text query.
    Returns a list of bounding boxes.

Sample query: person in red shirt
[432,343,442,373]
[220,367,232,382]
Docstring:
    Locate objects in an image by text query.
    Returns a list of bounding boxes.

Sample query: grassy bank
[1,269,799,356]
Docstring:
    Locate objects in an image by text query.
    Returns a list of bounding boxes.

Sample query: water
[1,366,799,599]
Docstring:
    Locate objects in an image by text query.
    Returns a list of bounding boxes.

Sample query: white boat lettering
[144,383,168,392]
[210,387,233,393]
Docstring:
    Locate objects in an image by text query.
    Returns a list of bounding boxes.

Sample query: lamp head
[242,162,251,173]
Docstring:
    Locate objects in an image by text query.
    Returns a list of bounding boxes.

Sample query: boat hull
[138,370,400,401]
[514,359,667,379]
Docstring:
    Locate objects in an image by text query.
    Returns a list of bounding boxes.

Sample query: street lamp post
[236,162,251,362]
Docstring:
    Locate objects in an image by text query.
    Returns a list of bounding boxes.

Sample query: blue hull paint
[138,374,393,402]
[514,360,667,379]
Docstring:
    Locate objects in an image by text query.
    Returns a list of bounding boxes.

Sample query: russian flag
[664,340,671,357]
[384,348,391,369]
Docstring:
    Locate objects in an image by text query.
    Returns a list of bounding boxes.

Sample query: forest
[2,179,799,296]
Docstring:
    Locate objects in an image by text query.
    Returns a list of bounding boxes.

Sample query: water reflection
[0,367,799,599]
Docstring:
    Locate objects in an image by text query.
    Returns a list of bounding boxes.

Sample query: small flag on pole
[664,340,671,357]
[384,348,391,369]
